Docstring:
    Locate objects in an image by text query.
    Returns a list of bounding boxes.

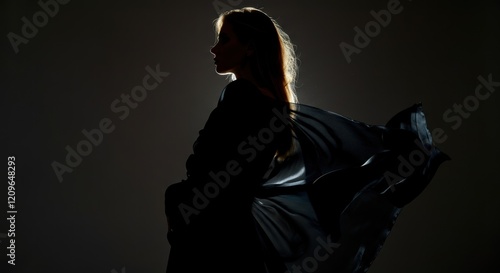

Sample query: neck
[236,76,275,100]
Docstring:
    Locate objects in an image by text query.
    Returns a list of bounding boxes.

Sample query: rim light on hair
[214,7,299,104]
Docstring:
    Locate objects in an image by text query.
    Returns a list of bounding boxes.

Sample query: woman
[164,7,448,273]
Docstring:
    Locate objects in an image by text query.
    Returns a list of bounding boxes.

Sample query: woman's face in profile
[210,23,249,77]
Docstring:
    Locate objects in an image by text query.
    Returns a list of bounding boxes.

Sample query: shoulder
[218,79,267,106]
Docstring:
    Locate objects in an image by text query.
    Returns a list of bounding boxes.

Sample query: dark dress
[164,79,448,273]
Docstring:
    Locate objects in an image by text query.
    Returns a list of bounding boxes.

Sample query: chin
[215,67,232,76]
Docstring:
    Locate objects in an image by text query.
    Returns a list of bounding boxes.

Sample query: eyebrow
[218,32,229,40]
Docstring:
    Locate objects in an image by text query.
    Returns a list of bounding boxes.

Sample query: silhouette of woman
[164,7,448,273]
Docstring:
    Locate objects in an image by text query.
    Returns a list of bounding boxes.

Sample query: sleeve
[186,80,278,182]
[165,80,284,236]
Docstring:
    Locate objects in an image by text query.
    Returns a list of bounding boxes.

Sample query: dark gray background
[2,0,499,272]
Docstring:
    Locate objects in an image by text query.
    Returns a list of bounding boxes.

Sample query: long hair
[214,7,299,161]
[214,7,299,104]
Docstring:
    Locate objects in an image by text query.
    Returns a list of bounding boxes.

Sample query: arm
[165,80,285,234]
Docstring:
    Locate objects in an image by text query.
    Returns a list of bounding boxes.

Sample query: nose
[210,43,218,56]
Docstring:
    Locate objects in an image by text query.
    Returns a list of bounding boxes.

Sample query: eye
[218,33,229,44]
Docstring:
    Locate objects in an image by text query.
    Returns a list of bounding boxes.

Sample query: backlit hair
[214,7,299,103]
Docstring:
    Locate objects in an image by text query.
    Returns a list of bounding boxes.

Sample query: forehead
[219,23,235,36]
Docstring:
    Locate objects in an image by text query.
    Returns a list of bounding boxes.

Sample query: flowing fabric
[252,102,449,273]
[164,79,449,273]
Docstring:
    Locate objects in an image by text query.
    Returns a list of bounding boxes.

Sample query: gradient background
[2,0,499,272]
